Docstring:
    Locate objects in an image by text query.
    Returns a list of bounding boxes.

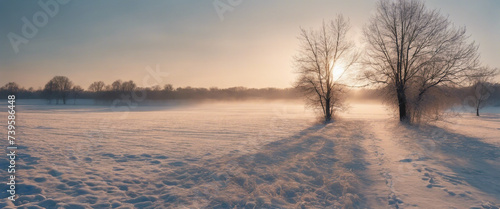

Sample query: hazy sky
[1,0,499,89]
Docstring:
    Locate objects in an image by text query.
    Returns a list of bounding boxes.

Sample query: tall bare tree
[364,0,480,122]
[294,15,359,122]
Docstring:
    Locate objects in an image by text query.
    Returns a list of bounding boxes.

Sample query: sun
[332,62,346,81]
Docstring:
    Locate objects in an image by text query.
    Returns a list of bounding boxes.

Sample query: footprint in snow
[399,158,412,162]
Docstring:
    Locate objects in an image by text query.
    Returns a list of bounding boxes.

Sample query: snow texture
[0,101,499,208]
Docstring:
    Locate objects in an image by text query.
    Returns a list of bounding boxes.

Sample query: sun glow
[332,62,346,81]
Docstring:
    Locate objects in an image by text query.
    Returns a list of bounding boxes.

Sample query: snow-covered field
[0,101,499,208]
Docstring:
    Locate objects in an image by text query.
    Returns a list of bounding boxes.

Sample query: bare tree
[3,82,20,95]
[44,76,73,104]
[43,80,57,103]
[88,81,105,92]
[151,85,162,91]
[466,67,499,116]
[121,80,136,92]
[71,85,84,105]
[164,84,174,92]
[111,80,122,91]
[294,15,359,122]
[364,0,480,122]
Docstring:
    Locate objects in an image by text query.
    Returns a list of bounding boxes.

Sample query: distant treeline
[0,76,300,104]
[1,76,500,107]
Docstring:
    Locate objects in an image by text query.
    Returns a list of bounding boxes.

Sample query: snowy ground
[341,104,500,209]
[0,100,499,208]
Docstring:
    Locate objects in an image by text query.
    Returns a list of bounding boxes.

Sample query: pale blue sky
[0,0,498,89]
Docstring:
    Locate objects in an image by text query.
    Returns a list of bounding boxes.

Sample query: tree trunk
[324,98,332,122]
[397,87,408,122]
[476,107,480,117]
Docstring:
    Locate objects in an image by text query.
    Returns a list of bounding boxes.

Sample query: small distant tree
[43,80,56,103]
[71,85,84,104]
[121,80,136,92]
[3,82,20,95]
[293,15,359,122]
[44,76,73,104]
[88,81,105,92]
[164,84,174,92]
[111,80,122,91]
[151,85,162,91]
[466,67,499,116]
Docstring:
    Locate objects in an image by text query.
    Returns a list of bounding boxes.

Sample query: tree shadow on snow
[160,122,369,209]
[406,124,500,199]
